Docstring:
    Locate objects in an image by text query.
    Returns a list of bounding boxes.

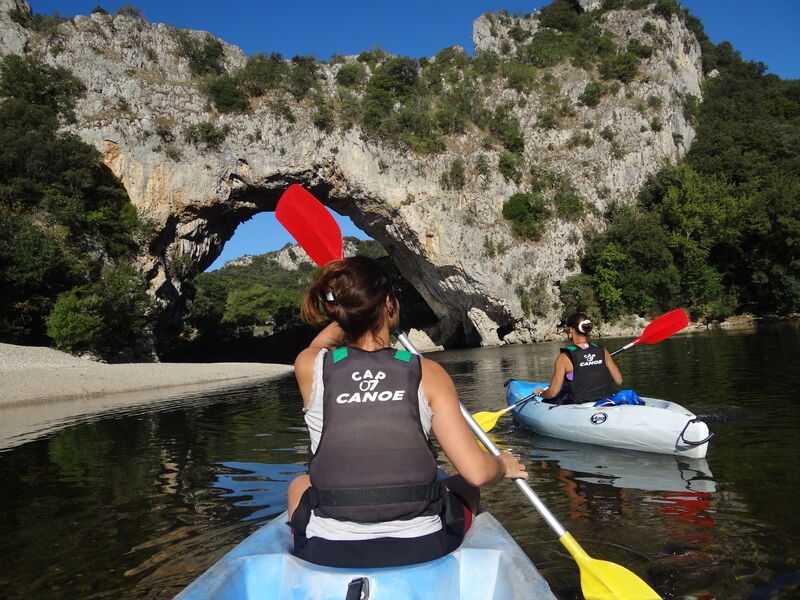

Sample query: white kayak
[174,509,557,600]
[506,380,712,459]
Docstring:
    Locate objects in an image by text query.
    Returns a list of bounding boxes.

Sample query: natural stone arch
[0,0,705,347]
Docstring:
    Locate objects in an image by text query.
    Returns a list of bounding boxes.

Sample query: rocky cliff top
[0,0,704,347]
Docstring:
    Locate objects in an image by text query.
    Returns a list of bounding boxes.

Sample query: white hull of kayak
[507,380,712,459]
[174,510,556,600]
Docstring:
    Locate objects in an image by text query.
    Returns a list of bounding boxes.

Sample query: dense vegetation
[562,19,800,321]
[176,239,436,361]
[0,55,152,358]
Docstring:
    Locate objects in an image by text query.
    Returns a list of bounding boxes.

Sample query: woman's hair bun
[578,319,592,334]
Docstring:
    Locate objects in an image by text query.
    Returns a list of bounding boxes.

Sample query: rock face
[0,1,704,347]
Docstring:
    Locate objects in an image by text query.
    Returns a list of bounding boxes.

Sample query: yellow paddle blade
[471,409,503,432]
[559,532,661,600]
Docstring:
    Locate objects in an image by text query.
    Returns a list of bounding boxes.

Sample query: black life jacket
[561,343,614,404]
[308,346,440,523]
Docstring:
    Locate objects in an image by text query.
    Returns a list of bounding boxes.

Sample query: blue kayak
[507,379,712,458]
[174,509,556,599]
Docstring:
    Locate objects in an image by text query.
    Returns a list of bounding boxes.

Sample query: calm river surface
[1,324,799,599]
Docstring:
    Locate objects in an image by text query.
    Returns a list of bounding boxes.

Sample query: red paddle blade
[635,308,689,345]
[275,184,343,266]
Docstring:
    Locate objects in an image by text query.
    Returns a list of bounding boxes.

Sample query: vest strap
[332,347,349,364]
[393,349,413,363]
[308,482,443,507]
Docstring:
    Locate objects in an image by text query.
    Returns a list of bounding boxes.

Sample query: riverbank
[0,342,293,407]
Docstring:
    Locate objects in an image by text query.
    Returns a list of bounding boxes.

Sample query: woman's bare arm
[605,350,623,385]
[293,323,345,408]
[423,358,527,486]
[308,321,345,350]
[536,354,569,399]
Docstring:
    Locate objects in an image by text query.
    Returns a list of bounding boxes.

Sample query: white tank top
[302,349,442,541]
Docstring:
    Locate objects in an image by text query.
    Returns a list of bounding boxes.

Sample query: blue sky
[31,1,800,270]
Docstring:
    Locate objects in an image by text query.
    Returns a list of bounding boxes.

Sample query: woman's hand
[533,386,545,396]
[499,451,528,480]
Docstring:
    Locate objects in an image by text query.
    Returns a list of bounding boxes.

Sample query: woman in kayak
[534,312,623,404]
[287,256,527,568]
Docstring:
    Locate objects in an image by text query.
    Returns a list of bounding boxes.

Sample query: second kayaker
[534,312,623,404]
[287,256,527,568]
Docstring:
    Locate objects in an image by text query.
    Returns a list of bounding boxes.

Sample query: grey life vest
[561,343,614,403]
[308,346,440,523]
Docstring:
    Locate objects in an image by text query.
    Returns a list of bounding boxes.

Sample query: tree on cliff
[0,55,153,357]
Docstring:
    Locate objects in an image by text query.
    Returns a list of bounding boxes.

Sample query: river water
[1,324,798,599]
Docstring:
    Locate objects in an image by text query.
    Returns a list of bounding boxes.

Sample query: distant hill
[162,238,435,363]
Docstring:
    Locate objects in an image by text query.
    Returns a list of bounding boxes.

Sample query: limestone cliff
[0,1,703,347]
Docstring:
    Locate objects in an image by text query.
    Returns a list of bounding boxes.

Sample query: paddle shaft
[610,341,635,357]
[396,331,567,537]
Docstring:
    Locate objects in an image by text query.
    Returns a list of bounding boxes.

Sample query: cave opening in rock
[161,209,439,364]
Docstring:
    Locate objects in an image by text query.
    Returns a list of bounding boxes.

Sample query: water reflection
[212,461,305,522]
[526,436,717,494]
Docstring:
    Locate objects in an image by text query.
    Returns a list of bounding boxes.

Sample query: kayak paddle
[611,308,689,356]
[276,185,662,600]
[275,184,344,266]
[472,391,543,433]
[474,309,690,433]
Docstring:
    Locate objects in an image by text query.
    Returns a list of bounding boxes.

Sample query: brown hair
[566,312,593,335]
[301,256,396,343]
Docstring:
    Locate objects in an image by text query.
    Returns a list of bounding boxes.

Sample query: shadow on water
[0,324,798,599]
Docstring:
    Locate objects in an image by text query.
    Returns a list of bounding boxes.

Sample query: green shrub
[440,158,466,191]
[435,103,466,134]
[536,109,558,129]
[599,51,639,83]
[578,80,605,107]
[559,273,600,319]
[502,192,551,239]
[8,8,66,34]
[184,121,229,150]
[490,105,524,153]
[116,4,143,18]
[627,39,653,59]
[653,0,682,20]
[47,263,153,358]
[501,60,537,92]
[471,50,500,77]
[200,74,249,112]
[239,53,287,96]
[537,0,581,32]
[650,117,663,132]
[175,31,225,77]
[357,48,388,68]
[498,152,523,183]
[553,179,586,220]
[642,21,657,35]
[646,94,663,109]
[0,54,85,121]
[509,24,530,42]
[288,55,319,99]
[312,96,335,133]
[336,62,367,87]
[90,6,109,15]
